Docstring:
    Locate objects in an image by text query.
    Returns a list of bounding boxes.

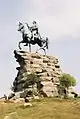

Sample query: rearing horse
[18,22,49,54]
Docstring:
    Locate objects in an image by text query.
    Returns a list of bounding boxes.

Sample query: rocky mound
[12,50,63,97]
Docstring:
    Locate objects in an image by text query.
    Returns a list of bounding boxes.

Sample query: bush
[23,73,41,89]
[60,73,76,89]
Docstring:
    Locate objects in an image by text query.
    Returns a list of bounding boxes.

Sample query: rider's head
[33,21,37,25]
[19,22,23,26]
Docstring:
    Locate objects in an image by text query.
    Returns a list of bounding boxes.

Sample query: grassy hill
[0,98,80,119]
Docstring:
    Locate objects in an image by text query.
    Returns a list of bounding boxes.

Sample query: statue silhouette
[18,21,49,54]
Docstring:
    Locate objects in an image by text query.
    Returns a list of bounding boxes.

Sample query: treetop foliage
[23,73,41,89]
[60,73,76,89]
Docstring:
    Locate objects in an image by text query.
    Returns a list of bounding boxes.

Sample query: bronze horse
[18,22,49,54]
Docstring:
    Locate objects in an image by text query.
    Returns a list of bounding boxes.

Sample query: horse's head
[18,22,24,32]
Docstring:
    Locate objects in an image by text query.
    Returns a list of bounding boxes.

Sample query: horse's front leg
[18,41,22,50]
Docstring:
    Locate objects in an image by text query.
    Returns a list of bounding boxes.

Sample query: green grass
[0,98,80,119]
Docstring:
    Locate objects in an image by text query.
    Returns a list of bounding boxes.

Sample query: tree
[60,73,76,89]
[23,73,43,97]
[58,73,76,98]
[23,73,41,89]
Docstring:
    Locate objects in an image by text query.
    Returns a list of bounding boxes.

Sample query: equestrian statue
[18,21,49,55]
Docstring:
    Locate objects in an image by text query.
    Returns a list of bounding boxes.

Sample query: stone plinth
[13,50,63,97]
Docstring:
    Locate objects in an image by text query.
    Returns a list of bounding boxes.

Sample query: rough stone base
[13,50,63,97]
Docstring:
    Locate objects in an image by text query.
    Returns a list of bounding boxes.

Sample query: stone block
[13,50,63,97]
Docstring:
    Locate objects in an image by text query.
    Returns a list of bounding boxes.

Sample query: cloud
[0,0,80,96]
[1,0,80,41]
[27,0,80,40]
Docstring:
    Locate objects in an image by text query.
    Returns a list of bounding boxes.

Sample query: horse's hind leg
[18,41,23,50]
[36,47,46,55]
[46,37,49,49]
[36,47,42,53]
[42,48,46,55]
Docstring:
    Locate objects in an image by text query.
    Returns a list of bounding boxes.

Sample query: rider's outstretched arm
[25,23,31,31]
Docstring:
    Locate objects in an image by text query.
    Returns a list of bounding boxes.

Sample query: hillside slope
[0,98,80,119]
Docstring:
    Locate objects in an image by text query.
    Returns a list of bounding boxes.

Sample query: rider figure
[26,21,41,41]
[31,21,38,33]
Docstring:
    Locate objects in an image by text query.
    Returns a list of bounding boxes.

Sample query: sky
[0,0,80,97]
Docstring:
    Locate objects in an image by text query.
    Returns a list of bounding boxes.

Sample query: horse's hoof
[24,44,28,46]
[19,47,21,50]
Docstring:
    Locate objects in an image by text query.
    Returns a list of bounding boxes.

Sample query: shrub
[60,73,76,89]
